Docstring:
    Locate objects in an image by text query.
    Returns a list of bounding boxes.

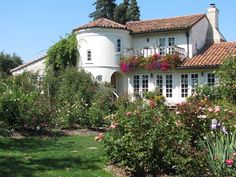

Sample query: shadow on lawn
[0,155,102,177]
[0,138,59,152]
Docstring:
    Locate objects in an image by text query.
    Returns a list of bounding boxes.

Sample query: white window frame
[166,74,173,98]
[191,73,199,94]
[87,50,92,61]
[156,74,163,95]
[117,38,121,53]
[207,73,216,86]
[158,37,176,55]
[133,74,149,97]
[180,74,188,98]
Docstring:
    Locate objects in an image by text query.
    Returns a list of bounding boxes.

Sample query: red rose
[225,159,234,166]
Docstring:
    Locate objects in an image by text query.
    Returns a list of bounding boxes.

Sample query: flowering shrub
[120,53,182,72]
[103,99,207,176]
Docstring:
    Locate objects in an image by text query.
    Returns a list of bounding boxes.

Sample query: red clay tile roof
[126,14,205,34]
[181,42,236,68]
[74,18,127,31]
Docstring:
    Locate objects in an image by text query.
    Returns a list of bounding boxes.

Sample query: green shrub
[87,83,115,128]
[103,99,205,176]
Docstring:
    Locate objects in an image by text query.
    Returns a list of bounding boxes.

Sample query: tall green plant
[202,133,236,176]
[46,33,78,72]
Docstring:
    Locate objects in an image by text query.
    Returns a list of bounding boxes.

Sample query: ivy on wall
[46,33,79,72]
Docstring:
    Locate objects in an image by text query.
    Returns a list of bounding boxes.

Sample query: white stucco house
[11,4,236,106]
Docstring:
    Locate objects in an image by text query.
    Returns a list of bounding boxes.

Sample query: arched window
[117,39,121,52]
[87,50,91,61]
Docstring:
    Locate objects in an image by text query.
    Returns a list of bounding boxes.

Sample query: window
[167,37,175,54]
[117,39,121,52]
[142,75,149,93]
[87,50,91,61]
[208,73,215,86]
[159,38,166,56]
[133,75,140,93]
[191,74,198,93]
[156,75,163,95]
[181,74,188,98]
[166,75,172,98]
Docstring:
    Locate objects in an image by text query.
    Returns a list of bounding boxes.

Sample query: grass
[0,135,114,177]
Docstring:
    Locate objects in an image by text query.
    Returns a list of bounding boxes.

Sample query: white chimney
[207,3,219,30]
[206,4,225,43]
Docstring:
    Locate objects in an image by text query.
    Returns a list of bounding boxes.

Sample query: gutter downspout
[186,31,190,58]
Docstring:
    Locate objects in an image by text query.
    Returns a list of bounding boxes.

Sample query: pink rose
[225,159,234,166]
[214,106,221,113]
[126,112,132,117]
[208,107,214,112]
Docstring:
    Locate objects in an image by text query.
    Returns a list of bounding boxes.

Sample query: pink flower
[208,107,214,112]
[233,152,236,157]
[175,111,180,115]
[225,159,234,166]
[214,106,221,113]
[94,133,104,142]
[126,112,132,117]
[109,122,118,129]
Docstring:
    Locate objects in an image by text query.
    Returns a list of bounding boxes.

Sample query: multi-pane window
[156,75,163,95]
[87,50,91,61]
[208,73,215,86]
[159,38,166,56]
[166,75,173,98]
[142,75,149,93]
[117,39,121,52]
[167,37,175,54]
[191,74,198,93]
[181,74,188,98]
[133,75,140,93]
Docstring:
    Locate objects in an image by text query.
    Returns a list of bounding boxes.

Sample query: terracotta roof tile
[74,18,127,31]
[181,42,236,68]
[126,14,205,34]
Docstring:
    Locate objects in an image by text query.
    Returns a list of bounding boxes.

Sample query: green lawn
[0,135,114,177]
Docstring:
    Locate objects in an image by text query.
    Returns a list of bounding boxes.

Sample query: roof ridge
[126,13,205,24]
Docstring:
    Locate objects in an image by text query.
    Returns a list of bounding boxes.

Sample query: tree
[89,0,117,21]
[46,33,78,72]
[126,0,140,21]
[217,55,236,103]
[113,0,130,24]
[0,52,23,75]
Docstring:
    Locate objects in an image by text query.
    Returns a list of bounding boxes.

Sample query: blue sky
[1,0,236,62]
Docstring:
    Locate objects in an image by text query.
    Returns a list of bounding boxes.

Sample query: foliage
[126,0,140,21]
[87,83,115,128]
[89,0,117,21]
[120,53,182,72]
[201,132,236,176]
[217,55,236,103]
[103,98,206,176]
[113,0,130,24]
[0,135,113,177]
[46,33,78,72]
[0,51,23,75]
[194,84,223,101]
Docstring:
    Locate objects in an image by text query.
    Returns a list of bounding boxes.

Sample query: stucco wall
[132,31,188,56]
[11,58,46,76]
[76,28,132,82]
[189,17,209,56]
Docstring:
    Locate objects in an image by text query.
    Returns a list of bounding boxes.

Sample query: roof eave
[130,27,190,35]
[177,64,220,69]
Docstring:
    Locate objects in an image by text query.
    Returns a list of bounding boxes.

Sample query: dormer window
[117,39,121,52]
[87,50,91,61]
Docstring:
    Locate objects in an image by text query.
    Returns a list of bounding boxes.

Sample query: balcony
[122,46,186,59]
[120,46,187,73]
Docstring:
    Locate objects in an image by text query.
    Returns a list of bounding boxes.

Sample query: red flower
[225,159,234,166]
[149,99,156,108]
